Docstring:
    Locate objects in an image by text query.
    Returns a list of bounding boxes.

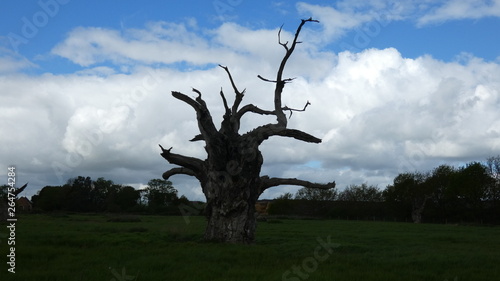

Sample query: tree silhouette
[144,179,178,211]
[295,187,338,201]
[338,183,383,202]
[159,18,335,243]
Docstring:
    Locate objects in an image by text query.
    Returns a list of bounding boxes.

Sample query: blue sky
[1,1,500,200]
[3,1,500,72]
[2,2,302,62]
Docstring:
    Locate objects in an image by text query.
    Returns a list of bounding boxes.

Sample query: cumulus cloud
[2,14,500,201]
[255,47,500,198]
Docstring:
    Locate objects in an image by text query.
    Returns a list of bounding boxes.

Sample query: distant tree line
[270,156,500,224]
[30,176,190,214]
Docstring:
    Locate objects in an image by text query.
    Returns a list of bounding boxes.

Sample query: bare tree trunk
[203,177,260,243]
[201,136,263,243]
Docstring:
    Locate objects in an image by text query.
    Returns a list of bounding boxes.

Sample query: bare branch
[273,128,321,143]
[236,104,275,119]
[260,176,335,192]
[219,64,245,113]
[192,88,202,99]
[162,167,197,180]
[192,88,209,110]
[171,90,218,141]
[246,125,321,144]
[257,75,276,83]
[219,88,231,116]
[273,18,319,128]
[172,91,200,110]
[235,101,311,121]
[219,65,243,95]
[278,24,289,51]
[158,145,172,152]
[14,182,28,196]
[283,101,311,112]
[257,75,295,84]
[283,100,311,119]
[159,144,204,175]
[190,134,204,142]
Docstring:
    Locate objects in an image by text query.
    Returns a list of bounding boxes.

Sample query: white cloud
[296,0,500,39]
[296,2,375,42]
[2,17,500,201]
[50,19,334,79]
[312,49,500,170]
[418,0,500,26]
[0,47,37,73]
[51,22,225,67]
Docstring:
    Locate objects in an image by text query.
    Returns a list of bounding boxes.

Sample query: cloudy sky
[1,0,500,201]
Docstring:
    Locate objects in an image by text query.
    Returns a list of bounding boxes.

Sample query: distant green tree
[294,187,337,201]
[425,164,457,220]
[92,177,115,211]
[384,172,432,223]
[32,185,68,211]
[338,183,382,202]
[275,192,294,200]
[115,185,141,211]
[145,179,178,211]
[64,176,93,212]
[453,162,492,220]
[269,192,296,216]
[100,183,121,212]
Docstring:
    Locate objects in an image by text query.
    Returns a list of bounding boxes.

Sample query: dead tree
[159,18,335,243]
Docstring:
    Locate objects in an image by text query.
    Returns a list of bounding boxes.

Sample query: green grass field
[1,214,499,281]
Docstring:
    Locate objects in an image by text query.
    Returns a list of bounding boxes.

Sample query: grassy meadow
[1,214,499,280]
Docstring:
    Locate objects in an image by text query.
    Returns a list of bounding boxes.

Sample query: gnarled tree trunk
[159,18,335,243]
[203,176,260,243]
[202,135,263,243]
